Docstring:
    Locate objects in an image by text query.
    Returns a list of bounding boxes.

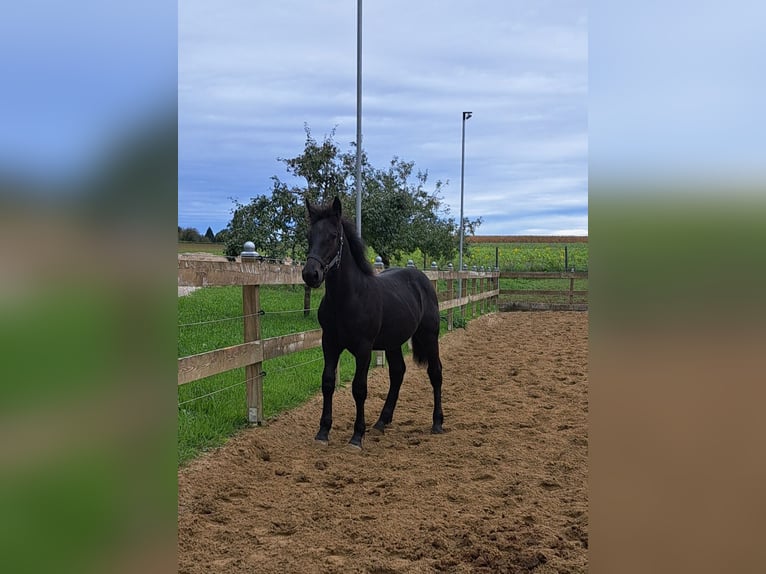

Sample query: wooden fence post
[569,276,575,306]
[447,273,454,331]
[475,274,479,315]
[480,273,485,315]
[489,272,494,312]
[303,284,311,317]
[373,256,385,367]
[243,284,263,424]
[463,272,467,318]
[430,262,438,302]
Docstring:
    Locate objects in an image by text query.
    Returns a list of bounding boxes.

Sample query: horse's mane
[310,202,374,276]
[341,218,374,276]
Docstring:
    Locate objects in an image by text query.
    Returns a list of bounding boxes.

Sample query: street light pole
[458,111,472,299]
[355,0,363,237]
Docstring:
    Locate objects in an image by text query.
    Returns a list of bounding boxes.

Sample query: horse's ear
[306,197,317,221]
[332,196,342,218]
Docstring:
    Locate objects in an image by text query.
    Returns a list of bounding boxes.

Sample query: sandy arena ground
[178,311,588,573]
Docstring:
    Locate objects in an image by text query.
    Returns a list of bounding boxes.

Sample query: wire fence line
[178,378,254,406]
[178,307,316,329]
[177,355,324,407]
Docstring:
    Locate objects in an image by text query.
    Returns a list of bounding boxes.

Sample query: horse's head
[302,197,344,288]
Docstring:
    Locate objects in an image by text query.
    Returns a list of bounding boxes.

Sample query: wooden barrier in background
[498,271,588,311]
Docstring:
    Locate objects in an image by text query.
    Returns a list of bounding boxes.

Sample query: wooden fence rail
[178,257,499,424]
[498,271,588,311]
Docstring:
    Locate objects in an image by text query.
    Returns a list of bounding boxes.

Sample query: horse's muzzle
[302,261,324,288]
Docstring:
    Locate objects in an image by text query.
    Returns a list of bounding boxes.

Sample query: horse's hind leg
[419,334,444,434]
[372,346,406,433]
[413,322,444,434]
[427,350,444,434]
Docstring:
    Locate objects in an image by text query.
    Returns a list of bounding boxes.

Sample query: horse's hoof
[370,425,385,436]
[346,442,362,452]
[431,425,444,434]
[314,438,329,447]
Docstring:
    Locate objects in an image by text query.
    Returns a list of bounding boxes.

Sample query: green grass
[177,282,496,466]
[178,242,224,255]
[178,285,355,464]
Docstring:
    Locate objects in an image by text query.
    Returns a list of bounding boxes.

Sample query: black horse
[302,197,444,449]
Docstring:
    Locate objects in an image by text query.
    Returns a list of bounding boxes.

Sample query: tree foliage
[223,126,481,264]
[178,226,203,242]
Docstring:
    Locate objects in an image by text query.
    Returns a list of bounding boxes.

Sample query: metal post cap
[241,241,259,258]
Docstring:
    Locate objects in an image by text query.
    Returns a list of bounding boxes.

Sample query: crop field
[390,241,588,273]
[179,238,589,273]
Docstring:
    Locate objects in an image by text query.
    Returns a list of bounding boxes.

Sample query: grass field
[178,241,224,255]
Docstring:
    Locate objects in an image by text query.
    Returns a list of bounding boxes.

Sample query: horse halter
[307,224,344,274]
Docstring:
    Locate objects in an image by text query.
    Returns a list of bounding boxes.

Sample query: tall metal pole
[355,0,363,236]
[458,111,472,298]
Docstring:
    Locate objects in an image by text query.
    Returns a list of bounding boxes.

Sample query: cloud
[179,0,588,236]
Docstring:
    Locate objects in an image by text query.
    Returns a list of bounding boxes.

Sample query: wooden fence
[498,271,588,311]
[178,258,499,424]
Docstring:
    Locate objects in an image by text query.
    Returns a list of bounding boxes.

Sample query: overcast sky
[179,0,588,236]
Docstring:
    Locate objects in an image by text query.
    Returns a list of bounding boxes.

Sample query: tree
[178,227,202,242]
[214,228,229,243]
[204,227,216,242]
[279,125,352,207]
[223,194,274,257]
[223,126,481,264]
[358,157,480,266]
[222,178,303,259]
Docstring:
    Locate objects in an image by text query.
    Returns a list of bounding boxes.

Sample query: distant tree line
[221,126,481,266]
[178,226,222,243]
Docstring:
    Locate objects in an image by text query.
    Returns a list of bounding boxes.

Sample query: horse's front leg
[349,347,373,449]
[315,340,341,445]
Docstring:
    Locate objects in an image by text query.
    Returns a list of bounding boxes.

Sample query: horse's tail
[411,273,440,367]
[411,335,429,367]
